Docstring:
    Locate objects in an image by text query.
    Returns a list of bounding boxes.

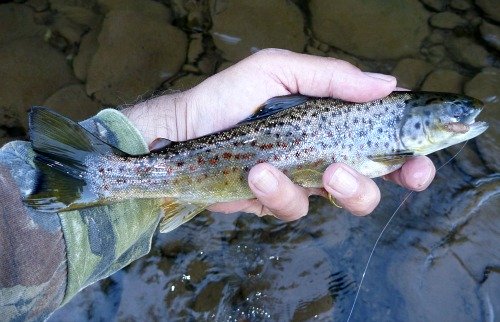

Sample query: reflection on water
[0,0,497,321]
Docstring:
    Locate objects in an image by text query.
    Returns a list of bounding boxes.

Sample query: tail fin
[26,107,127,212]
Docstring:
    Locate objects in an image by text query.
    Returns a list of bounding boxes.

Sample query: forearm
[0,109,162,321]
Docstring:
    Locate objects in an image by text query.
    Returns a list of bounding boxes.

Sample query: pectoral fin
[291,169,323,188]
[368,151,414,163]
[160,200,208,233]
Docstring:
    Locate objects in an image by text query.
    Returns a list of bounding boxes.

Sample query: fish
[25,91,488,232]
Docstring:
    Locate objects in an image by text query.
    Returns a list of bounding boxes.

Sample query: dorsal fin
[238,94,310,124]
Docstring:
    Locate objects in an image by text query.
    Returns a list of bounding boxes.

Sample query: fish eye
[450,105,465,119]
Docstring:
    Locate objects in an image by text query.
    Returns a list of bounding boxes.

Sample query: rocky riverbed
[0,0,498,321]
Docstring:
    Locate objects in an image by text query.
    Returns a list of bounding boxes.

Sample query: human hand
[123,49,436,220]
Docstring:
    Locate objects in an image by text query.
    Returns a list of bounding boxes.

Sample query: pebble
[43,84,102,121]
[450,0,471,11]
[210,0,306,62]
[0,3,45,45]
[429,12,468,29]
[85,7,187,105]
[421,69,467,93]
[392,58,434,90]
[464,68,500,172]
[0,37,76,130]
[445,37,490,68]
[420,0,445,11]
[475,0,500,23]
[480,20,500,51]
[310,0,429,60]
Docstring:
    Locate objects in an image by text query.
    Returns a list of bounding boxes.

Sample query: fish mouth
[445,102,488,134]
[443,120,489,136]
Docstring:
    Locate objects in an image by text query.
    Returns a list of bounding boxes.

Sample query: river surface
[0,0,498,321]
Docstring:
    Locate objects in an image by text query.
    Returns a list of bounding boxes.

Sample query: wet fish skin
[25,91,488,232]
[87,92,486,202]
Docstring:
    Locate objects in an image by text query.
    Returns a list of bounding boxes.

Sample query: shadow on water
[0,0,497,321]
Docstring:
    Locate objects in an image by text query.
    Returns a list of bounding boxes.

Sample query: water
[0,0,498,321]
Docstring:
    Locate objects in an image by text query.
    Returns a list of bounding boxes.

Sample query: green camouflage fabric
[0,109,163,321]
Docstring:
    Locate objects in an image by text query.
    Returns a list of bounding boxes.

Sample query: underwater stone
[43,84,101,121]
[465,68,500,173]
[0,37,76,130]
[480,20,500,51]
[310,0,430,60]
[392,58,434,90]
[85,8,187,105]
[429,12,468,29]
[475,0,500,23]
[421,69,467,93]
[210,0,306,62]
[0,3,45,45]
[445,37,490,68]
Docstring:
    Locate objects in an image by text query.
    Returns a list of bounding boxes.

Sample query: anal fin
[160,200,208,233]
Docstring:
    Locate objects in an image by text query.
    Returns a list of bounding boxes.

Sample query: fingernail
[251,169,278,195]
[364,72,396,83]
[328,167,358,197]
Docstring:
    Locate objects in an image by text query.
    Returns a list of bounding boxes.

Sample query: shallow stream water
[0,0,498,321]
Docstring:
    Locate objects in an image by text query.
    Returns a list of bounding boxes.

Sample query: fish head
[400,93,489,155]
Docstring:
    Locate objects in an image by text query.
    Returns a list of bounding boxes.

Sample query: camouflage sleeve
[0,109,163,321]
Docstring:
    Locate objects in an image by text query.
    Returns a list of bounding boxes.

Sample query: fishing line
[346,141,469,322]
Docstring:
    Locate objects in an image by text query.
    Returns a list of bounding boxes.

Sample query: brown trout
[26,92,488,232]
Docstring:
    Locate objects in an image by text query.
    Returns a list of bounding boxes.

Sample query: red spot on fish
[222,169,230,175]
[273,155,279,161]
[189,164,196,171]
[260,143,273,150]
[256,159,266,164]
[209,156,219,165]
[222,152,232,160]
[197,157,205,165]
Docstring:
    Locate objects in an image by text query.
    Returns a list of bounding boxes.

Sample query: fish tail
[26,107,127,212]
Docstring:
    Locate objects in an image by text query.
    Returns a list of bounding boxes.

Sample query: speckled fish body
[26,91,488,232]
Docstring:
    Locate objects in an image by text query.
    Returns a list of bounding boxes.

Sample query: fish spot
[378,128,383,133]
[424,110,431,116]
[414,122,421,130]
[177,161,184,167]
[222,152,232,159]
[425,120,430,126]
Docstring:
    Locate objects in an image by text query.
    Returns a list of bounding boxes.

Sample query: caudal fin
[26,107,127,212]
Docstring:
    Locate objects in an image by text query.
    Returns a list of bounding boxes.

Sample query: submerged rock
[449,0,472,11]
[85,4,187,105]
[445,37,490,68]
[310,0,429,60]
[480,20,500,51]
[392,58,434,90]
[43,84,102,121]
[464,68,500,173]
[210,0,306,62]
[420,0,445,11]
[0,3,45,45]
[421,69,467,93]
[475,0,500,23]
[73,24,101,81]
[429,12,468,29]
[0,37,76,129]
